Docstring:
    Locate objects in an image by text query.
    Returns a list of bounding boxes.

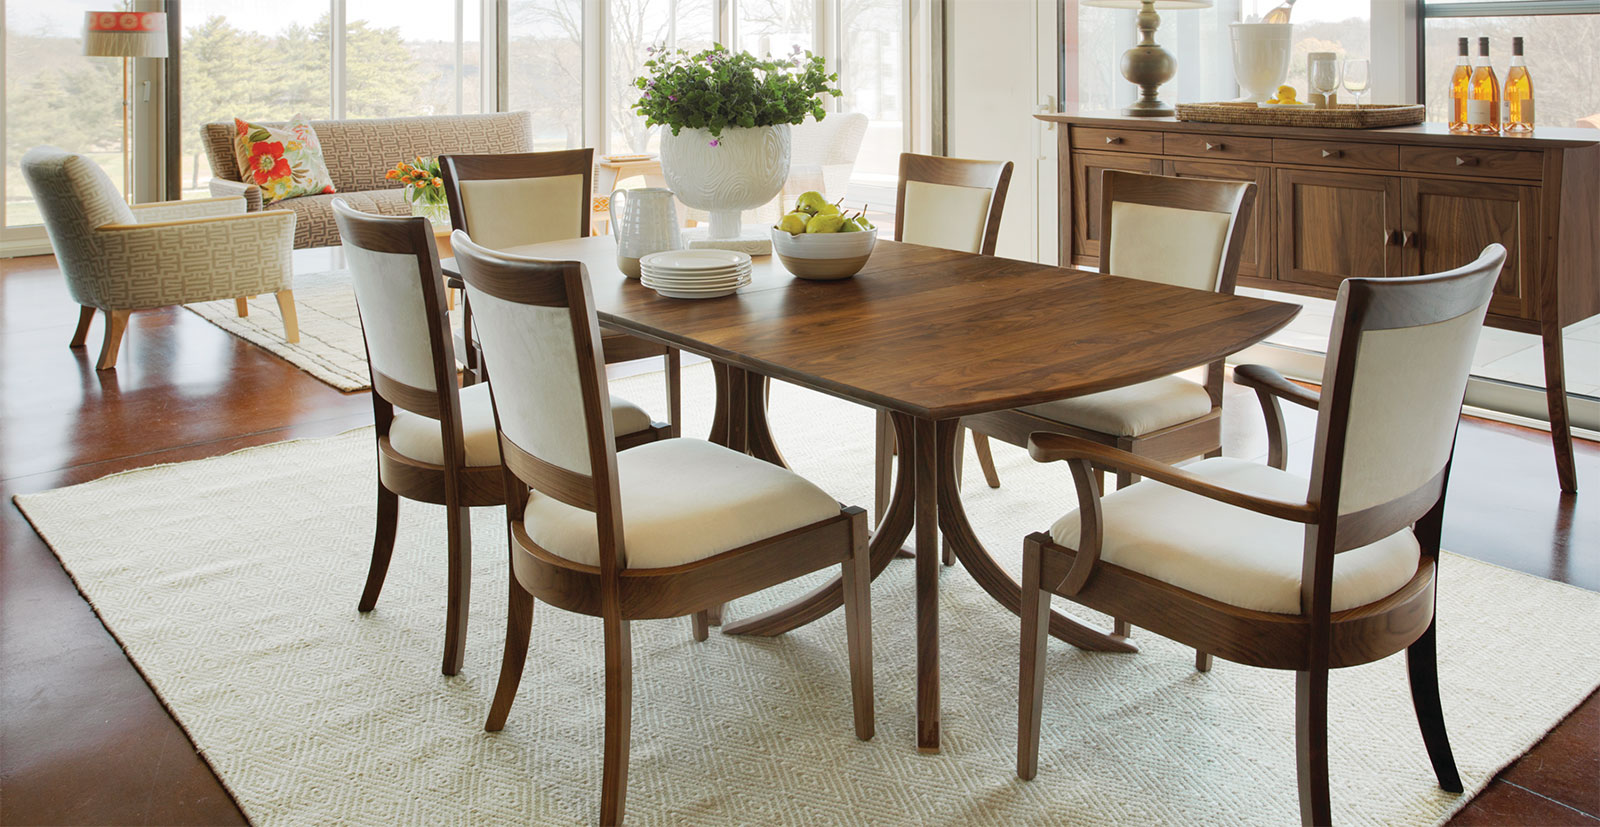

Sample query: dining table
[442,236,1300,753]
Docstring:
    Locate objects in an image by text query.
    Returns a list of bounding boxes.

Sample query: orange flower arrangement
[387,155,447,209]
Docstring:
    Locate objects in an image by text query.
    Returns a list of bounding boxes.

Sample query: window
[1420,1,1600,128]
[606,0,715,155]
[736,0,814,59]
[345,0,482,119]
[839,0,903,186]
[506,0,584,150]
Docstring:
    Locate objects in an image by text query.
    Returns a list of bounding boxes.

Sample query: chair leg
[485,579,535,732]
[1113,619,1132,639]
[665,347,682,438]
[441,505,471,676]
[600,615,633,827]
[96,309,130,370]
[70,305,95,347]
[1115,469,1135,490]
[358,485,399,612]
[1407,619,1463,792]
[873,410,893,525]
[235,297,249,317]
[972,431,1001,488]
[706,602,724,626]
[1296,667,1333,826]
[691,610,710,642]
[841,511,874,741]
[1017,537,1051,780]
[1195,650,1213,672]
[275,289,300,343]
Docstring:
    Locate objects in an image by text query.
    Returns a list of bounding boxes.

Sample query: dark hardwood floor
[1,252,1595,825]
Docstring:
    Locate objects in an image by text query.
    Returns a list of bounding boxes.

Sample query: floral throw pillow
[232,116,336,204]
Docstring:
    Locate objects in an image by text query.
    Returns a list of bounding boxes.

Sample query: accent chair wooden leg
[70,306,95,347]
[873,410,893,525]
[1195,650,1213,672]
[1114,470,1135,490]
[1407,619,1463,792]
[485,580,535,732]
[96,309,131,370]
[275,289,300,343]
[706,602,724,626]
[841,509,874,741]
[665,347,682,438]
[1113,619,1132,639]
[972,431,1001,488]
[358,485,400,612]
[691,610,710,642]
[235,297,249,317]
[1296,666,1333,826]
[600,615,633,827]
[1017,536,1050,780]
[441,505,471,676]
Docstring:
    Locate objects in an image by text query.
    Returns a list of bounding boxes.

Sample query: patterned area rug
[16,364,1600,826]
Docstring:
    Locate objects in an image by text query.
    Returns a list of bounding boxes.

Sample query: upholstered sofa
[203,112,534,249]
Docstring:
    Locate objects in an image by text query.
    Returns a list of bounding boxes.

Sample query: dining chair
[873,151,1014,545]
[1017,244,1507,825]
[332,201,669,677]
[452,231,874,825]
[441,149,682,435]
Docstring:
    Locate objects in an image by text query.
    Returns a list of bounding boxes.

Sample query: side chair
[1017,244,1508,825]
[332,200,669,676]
[452,231,873,826]
[873,151,1014,555]
[441,149,682,435]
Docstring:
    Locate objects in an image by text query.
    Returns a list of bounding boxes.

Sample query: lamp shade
[83,11,168,58]
[1081,0,1212,8]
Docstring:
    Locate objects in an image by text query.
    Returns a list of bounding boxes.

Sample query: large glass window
[736,0,814,59]
[1421,7,1600,128]
[346,0,482,119]
[506,0,585,150]
[840,0,902,186]
[606,0,715,155]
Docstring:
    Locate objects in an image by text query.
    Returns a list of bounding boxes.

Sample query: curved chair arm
[1233,364,1320,470]
[89,210,295,309]
[209,178,264,212]
[1027,431,1317,525]
[129,196,245,223]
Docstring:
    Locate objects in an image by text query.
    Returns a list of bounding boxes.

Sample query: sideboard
[1037,112,1598,493]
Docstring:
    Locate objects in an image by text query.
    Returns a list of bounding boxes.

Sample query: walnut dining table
[442,236,1299,753]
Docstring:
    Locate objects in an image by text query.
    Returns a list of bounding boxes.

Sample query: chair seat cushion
[1049,457,1420,614]
[388,383,653,467]
[1020,375,1213,437]
[524,438,842,569]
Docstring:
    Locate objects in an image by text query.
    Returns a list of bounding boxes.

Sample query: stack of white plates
[639,249,753,299]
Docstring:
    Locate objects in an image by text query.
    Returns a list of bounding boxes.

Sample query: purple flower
[708,138,720,147]
[668,94,677,101]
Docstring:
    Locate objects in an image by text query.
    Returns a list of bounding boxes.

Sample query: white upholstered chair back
[333,199,443,394]
[450,231,600,477]
[895,153,1013,256]
[1099,171,1253,293]
[442,150,594,251]
[20,146,137,304]
[1311,245,1504,521]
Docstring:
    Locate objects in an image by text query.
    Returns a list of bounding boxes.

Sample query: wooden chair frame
[441,150,682,436]
[1017,246,1507,825]
[965,170,1256,516]
[452,236,874,826]
[874,152,1015,557]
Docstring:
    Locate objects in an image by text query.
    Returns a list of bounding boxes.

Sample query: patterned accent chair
[21,146,297,371]
[202,112,534,249]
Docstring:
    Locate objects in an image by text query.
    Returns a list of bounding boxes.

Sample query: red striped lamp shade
[82,11,168,58]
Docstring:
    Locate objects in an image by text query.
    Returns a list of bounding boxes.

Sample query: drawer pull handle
[1385,230,1401,246]
[1455,156,1478,166]
[1105,136,1122,145]
[1205,141,1224,151]
[1321,149,1343,159]
[1403,231,1420,249]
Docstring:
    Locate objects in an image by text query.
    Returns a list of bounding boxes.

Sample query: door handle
[1402,231,1420,248]
[1321,149,1343,159]
[1384,229,1401,246]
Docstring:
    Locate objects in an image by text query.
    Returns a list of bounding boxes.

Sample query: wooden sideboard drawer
[1400,146,1545,180]
[1071,126,1163,154]
[1273,139,1398,170]
[1163,133,1272,163]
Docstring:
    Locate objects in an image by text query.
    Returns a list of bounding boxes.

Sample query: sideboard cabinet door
[1403,177,1540,320]
[1070,151,1164,266]
[1276,168,1404,290]
[1164,159,1273,281]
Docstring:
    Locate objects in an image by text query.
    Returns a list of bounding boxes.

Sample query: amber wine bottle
[1504,37,1534,134]
[1449,38,1471,132]
[1467,37,1500,135]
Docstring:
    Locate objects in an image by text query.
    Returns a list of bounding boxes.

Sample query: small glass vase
[406,186,451,229]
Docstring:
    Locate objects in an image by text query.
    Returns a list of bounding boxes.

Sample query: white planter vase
[660,124,791,244]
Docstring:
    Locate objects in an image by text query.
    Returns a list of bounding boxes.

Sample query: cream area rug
[185,267,392,392]
[16,363,1600,826]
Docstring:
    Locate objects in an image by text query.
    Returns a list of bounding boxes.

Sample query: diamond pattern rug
[15,364,1600,825]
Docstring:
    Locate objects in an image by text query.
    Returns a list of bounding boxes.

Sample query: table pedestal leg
[913,418,941,751]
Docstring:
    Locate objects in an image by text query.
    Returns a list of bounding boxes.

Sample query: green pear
[776,212,809,235]
[838,219,862,232]
[818,202,842,216]
[806,213,845,233]
[795,191,828,214]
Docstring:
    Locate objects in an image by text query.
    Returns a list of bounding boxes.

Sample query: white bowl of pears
[771,191,878,281]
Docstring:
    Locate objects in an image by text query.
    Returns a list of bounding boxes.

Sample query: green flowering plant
[632,43,841,143]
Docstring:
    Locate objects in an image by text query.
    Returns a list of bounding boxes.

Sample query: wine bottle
[1262,0,1295,24]
[1504,36,1534,134]
[1467,37,1500,136]
[1449,37,1471,133]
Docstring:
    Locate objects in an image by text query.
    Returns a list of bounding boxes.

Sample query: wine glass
[1309,56,1341,108]
[1343,58,1371,108]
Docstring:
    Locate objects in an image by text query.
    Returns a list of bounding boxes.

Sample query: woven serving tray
[1175,101,1426,129]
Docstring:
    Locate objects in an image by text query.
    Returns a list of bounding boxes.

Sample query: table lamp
[1082,0,1211,117]
[83,11,168,202]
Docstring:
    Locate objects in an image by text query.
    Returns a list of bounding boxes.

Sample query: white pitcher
[609,187,681,278]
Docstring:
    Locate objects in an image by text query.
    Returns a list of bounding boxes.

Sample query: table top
[443,237,1299,420]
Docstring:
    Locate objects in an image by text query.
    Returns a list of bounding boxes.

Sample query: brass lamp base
[1120,2,1178,118]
